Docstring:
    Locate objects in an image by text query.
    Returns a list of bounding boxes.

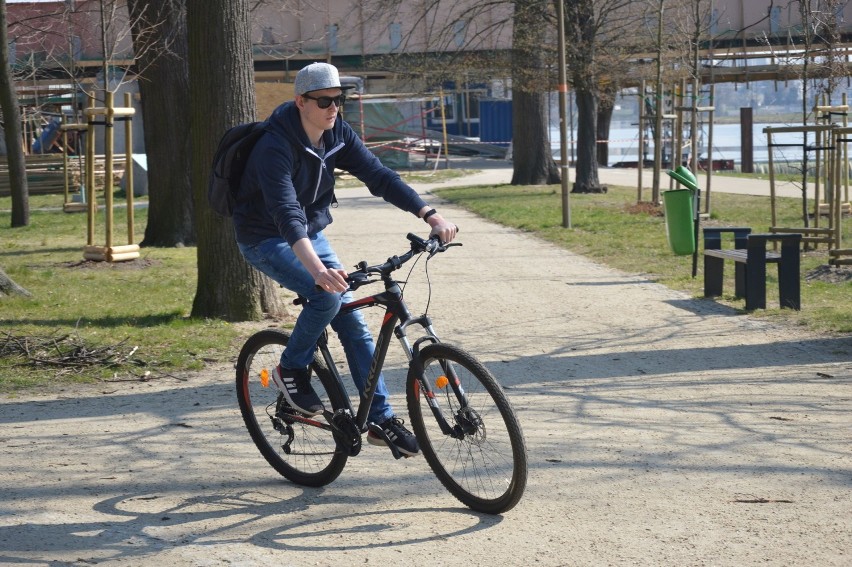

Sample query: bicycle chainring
[331,409,362,456]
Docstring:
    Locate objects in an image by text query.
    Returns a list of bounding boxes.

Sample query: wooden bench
[703,227,802,310]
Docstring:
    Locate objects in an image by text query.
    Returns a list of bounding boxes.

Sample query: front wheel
[236,329,348,487]
[407,342,527,514]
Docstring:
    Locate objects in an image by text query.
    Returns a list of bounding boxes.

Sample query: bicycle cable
[398,250,432,314]
[415,238,449,314]
[422,252,437,314]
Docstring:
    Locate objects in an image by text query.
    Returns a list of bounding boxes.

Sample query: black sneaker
[272,365,324,416]
[367,417,420,457]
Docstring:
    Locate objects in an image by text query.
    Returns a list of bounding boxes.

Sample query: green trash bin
[663,188,696,255]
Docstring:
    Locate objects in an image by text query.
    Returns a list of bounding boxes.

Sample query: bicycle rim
[407,342,527,514]
[236,329,348,487]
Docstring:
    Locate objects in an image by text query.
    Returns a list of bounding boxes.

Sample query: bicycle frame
[304,273,468,457]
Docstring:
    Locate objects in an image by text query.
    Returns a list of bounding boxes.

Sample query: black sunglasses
[302,93,346,109]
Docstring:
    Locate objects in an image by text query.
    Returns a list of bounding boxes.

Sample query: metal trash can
[663,188,696,255]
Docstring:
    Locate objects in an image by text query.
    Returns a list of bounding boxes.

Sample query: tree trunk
[565,0,606,194]
[573,88,605,193]
[0,0,29,228]
[0,265,30,297]
[510,89,560,185]
[127,0,195,247]
[186,0,284,321]
[510,0,560,185]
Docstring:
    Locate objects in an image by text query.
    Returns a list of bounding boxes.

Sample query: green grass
[0,195,241,394]
[433,183,852,334]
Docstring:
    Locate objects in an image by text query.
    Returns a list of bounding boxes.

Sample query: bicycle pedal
[367,423,404,460]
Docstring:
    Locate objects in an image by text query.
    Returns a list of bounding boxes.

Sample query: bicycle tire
[236,329,348,487]
[407,342,527,514]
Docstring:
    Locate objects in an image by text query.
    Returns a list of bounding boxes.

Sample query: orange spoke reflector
[435,375,449,389]
[260,368,270,388]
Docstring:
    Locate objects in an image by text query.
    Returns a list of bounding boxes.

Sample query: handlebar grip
[406,232,428,247]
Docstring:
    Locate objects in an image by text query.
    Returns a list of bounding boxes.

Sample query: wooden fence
[0,153,125,197]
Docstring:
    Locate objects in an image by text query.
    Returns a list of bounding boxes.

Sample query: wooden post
[61,114,70,204]
[675,80,685,171]
[705,84,716,215]
[438,87,450,169]
[814,95,823,234]
[86,92,96,247]
[104,90,114,249]
[740,107,754,173]
[844,93,849,205]
[124,92,135,244]
[766,129,777,230]
[637,80,645,202]
[834,128,841,252]
[557,0,571,228]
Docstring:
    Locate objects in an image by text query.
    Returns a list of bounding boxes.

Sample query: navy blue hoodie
[233,101,428,247]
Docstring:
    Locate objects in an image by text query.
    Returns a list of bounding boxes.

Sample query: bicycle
[235,233,527,514]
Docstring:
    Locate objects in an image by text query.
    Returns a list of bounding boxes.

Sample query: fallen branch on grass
[0,331,145,376]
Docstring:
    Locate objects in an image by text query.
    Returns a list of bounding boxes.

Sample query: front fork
[397,317,470,439]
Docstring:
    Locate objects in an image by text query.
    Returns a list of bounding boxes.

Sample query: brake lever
[430,241,462,256]
[346,271,372,290]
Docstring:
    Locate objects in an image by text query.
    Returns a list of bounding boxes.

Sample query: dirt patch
[804,264,852,283]
[625,201,663,216]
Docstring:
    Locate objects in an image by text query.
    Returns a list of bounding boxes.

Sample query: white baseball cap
[294,63,356,95]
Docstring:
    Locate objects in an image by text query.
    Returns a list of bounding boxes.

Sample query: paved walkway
[431,157,805,199]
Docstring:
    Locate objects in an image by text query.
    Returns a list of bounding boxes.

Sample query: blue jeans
[238,232,394,423]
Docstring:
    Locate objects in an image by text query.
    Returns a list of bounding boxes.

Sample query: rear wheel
[236,329,348,487]
[407,342,527,514]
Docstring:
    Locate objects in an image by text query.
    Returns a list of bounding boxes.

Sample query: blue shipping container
[479,99,512,147]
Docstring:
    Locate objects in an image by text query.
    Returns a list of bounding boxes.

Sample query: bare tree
[367,0,560,185]
[0,0,29,228]
[562,0,640,193]
[8,1,196,244]
[512,0,560,184]
[186,0,285,321]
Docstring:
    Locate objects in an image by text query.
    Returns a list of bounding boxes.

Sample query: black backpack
[207,121,268,216]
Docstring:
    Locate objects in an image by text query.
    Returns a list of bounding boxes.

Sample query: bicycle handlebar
[345,232,461,291]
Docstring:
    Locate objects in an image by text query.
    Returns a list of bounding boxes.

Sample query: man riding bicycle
[231,62,457,457]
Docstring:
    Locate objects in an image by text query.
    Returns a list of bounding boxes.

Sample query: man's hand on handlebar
[425,212,458,245]
[314,267,349,293]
